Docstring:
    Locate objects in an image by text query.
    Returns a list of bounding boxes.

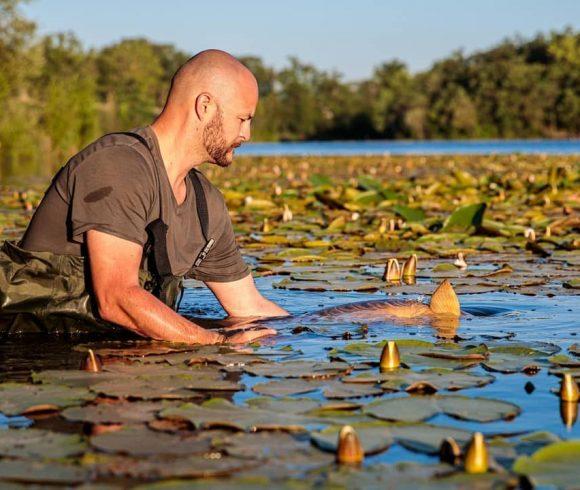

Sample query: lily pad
[0,460,88,485]
[159,398,326,432]
[0,382,94,415]
[252,379,324,397]
[344,368,495,393]
[311,422,394,454]
[61,401,175,424]
[0,428,86,459]
[364,395,519,423]
[513,440,580,488]
[244,361,352,379]
[90,425,215,456]
[442,203,486,233]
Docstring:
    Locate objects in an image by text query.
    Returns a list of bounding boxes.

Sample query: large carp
[311,279,461,322]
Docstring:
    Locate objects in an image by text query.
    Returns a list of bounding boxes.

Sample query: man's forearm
[99,285,222,344]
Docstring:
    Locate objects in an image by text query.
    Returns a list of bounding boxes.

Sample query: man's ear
[195,93,216,122]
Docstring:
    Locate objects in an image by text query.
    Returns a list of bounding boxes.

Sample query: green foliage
[0,0,578,179]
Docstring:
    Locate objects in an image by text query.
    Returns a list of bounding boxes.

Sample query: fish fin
[429,279,461,317]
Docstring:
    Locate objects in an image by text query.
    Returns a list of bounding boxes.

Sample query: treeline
[0,0,578,178]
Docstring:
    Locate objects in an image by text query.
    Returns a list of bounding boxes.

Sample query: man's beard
[202,109,233,168]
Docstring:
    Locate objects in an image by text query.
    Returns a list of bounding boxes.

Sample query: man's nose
[240,121,251,142]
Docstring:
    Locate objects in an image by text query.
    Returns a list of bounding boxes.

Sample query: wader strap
[188,169,215,267]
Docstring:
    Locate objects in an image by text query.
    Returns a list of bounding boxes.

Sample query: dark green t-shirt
[20,126,250,282]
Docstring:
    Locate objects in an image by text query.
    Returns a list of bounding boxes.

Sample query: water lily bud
[524,228,536,242]
[439,437,462,465]
[545,226,552,238]
[351,212,360,221]
[380,340,401,371]
[560,373,579,402]
[378,217,388,234]
[262,218,271,233]
[454,252,467,269]
[273,184,282,196]
[464,432,488,474]
[282,204,293,222]
[81,349,102,373]
[560,400,578,430]
[402,254,418,279]
[389,219,396,232]
[336,425,364,464]
[382,258,401,282]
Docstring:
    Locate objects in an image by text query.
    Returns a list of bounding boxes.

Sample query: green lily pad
[61,401,175,424]
[311,422,394,454]
[244,361,352,379]
[513,440,580,488]
[0,382,94,415]
[389,423,472,454]
[364,395,519,423]
[322,381,383,399]
[159,398,326,432]
[252,379,324,397]
[213,431,331,465]
[245,397,320,414]
[442,203,486,233]
[344,368,495,393]
[0,428,86,459]
[393,205,425,223]
[0,460,88,485]
[90,425,215,456]
[94,454,254,480]
[90,372,241,400]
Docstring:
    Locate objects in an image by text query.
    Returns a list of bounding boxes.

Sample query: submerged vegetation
[1,154,579,487]
[0,0,579,179]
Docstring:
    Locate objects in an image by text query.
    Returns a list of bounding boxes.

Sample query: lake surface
[237,139,580,156]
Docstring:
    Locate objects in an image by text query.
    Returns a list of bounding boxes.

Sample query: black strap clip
[193,238,215,267]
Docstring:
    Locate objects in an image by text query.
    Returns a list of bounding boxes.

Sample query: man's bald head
[165,49,258,111]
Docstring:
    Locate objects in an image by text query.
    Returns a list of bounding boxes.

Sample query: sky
[22,0,580,81]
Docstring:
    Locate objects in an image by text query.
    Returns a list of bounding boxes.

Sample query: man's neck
[150,119,205,192]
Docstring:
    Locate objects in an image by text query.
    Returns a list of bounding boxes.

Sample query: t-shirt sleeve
[188,193,250,283]
[68,146,154,246]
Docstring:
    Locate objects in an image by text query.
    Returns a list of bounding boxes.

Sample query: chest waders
[0,132,214,337]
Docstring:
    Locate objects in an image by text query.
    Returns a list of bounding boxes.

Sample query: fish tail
[429,279,461,317]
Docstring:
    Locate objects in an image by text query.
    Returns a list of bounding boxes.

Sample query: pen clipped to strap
[193,238,215,267]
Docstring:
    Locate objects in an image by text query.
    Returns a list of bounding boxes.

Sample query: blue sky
[22,0,579,81]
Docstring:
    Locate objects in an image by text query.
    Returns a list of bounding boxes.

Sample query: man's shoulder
[69,130,154,170]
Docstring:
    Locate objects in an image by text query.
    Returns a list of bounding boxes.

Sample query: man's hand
[86,230,272,344]
[206,274,289,318]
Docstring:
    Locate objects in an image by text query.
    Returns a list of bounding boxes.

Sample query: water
[237,139,580,156]
[178,277,580,442]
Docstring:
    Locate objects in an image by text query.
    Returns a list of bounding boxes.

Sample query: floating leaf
[513,440,580,488]
[159,398,326,432]
[0,383,94,415]
[364,395,519,423]
[0,428,86,459]
[252,379,324,397]
[393,204,425,223]
[244,361,351,379]
[442,203,486,233]
[61,401,174,424]
[345,368,495,393]
[311,422,394,455]
[90,425,215,456]
[0,460,88,485]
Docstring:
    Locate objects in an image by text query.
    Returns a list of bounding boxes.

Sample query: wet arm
[86,230,272,343]
[206,273,289,318]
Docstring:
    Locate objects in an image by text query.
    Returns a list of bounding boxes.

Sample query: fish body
[313,280,461,321]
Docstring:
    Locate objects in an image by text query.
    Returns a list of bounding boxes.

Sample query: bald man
[1,50,286,343]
